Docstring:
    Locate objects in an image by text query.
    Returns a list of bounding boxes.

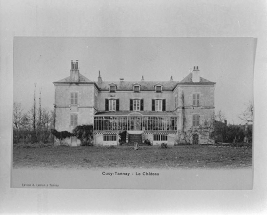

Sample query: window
[70,114,78,127]
[152,99,166,111]
[103,134,117,141]
[193,93,200,106]
[155,85,162,93]
[70,92,78,105]
[105,99,119,111]
[155,100,162,111]
[153,134,168,141]
[130,99,144,111]
[109,85,116,93]
[133,85,140,93]
[192,114,200,126]
[109,99,116,111]
[133,99,140,111]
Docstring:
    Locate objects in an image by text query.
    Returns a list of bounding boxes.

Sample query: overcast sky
[14,37,256,124]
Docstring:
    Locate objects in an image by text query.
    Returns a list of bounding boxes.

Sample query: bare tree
[239,101,253,123]
[215,110,226,122]
[13,102,24,130]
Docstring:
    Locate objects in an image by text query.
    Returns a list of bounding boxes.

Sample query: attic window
[109,85,116,93]
[133,85,140,93]
[155,85,162,93]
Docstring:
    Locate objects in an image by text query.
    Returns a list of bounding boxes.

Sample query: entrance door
[192,134,199,145]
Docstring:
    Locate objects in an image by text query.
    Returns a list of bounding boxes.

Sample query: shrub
[72,125,93,146]
[160,143,168,148]
[51,129,73,145]
[144,139,152,146]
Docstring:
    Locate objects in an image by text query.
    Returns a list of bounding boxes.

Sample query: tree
[72,125,94,146]
[239,101,253,123]
[13,102,24,130]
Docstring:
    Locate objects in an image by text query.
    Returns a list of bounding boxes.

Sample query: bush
[51,129,73,144]
[72,125,93,146]
[160,143,168,148]
[144,139,152,146]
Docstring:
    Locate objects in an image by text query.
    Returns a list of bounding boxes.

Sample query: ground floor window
[70,114,78,127]
[103,134,117,141]
[153,134,168,141]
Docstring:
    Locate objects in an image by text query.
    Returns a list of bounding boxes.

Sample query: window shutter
[105,99,109,111]
[162,99,166,111]
[197,94,200,106]
[116,99,119,111]
[193,94,196,106]
[70,115,73,126]
[75,92,78,105]
[152,99,155,111]
[130,99,133,111]
[141,99,144,111]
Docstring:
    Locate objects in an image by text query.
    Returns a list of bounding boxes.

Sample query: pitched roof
[54,73,92,83]
[179,73,215,85]
[97,81,179,91]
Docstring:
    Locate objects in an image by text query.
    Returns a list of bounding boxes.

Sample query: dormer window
[155,85,162,93]
[133,85,140,93]
[109,85,116,93]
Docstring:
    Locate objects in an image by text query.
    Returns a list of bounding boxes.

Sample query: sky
[14,37,255,124]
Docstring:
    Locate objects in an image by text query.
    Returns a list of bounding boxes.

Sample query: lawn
[13,144,252,169]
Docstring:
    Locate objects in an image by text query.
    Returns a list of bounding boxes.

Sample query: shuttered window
[152,99,166,111]
[192,114,200,126]
[133,99,140,111]
[70,114,78,127]
[70,92,78,105]
[193,93,200,106]
[109,99,116,111]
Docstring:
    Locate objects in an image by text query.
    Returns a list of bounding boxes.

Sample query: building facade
[53,60,215,146]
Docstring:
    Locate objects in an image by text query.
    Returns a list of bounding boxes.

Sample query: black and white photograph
[12,37,255,189]
[1,0,267,214]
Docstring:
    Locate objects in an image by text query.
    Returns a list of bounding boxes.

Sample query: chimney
[70,60,79,82]
[120,78,124,81]
[192,66,200,82]
[170,76,173,81]
[98,71,102,85]
[141,76,144,81]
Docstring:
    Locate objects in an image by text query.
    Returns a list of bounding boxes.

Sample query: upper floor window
[155,85,162,93]
[109,85,116,93]
[70,113,78,127]
[130,99,144,111]
[105,99,119,111]
[70,92,78,105]
[193,93,200,106]
[133,85,140,93]
[152,99,166,111]
[133,99,140,111]
[192,114,200,126]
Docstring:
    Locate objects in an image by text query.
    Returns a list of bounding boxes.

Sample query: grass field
[13,144,252,169]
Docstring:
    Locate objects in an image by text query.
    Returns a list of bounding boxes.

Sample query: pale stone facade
[53,61,215,146]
